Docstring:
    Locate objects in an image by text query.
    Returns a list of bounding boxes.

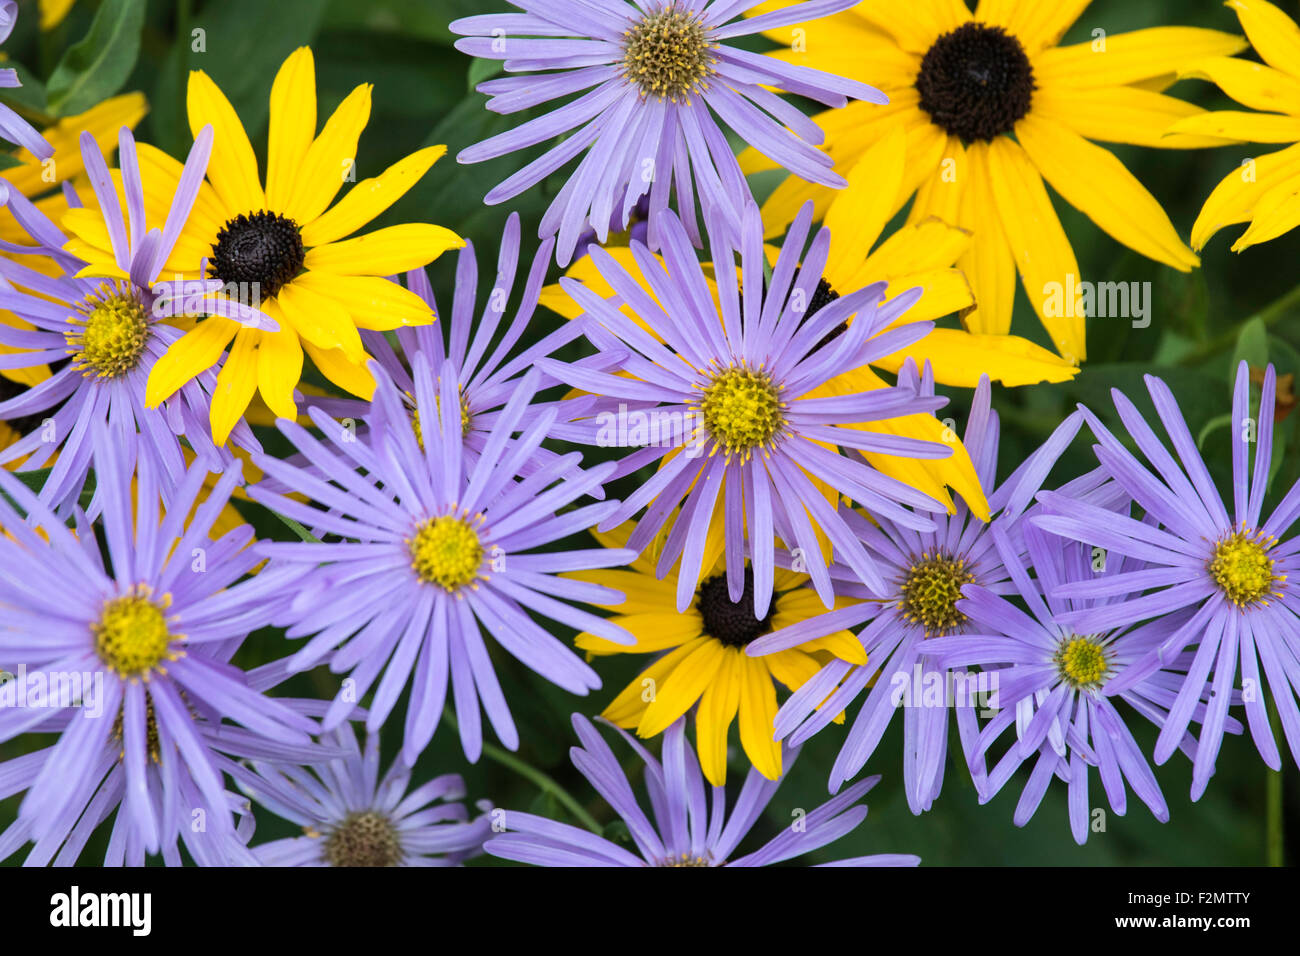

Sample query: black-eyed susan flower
[1173,0,1300,251]
[60,47,464,445]
[569,520,865,785]
[741,0,1247,364]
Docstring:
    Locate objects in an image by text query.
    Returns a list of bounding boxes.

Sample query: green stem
[443,710,602,834]
[1181,281,1300,366]
[1266,696,1285,867]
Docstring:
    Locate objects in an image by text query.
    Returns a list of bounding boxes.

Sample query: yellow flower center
[92,589,174,677]
[410,391,472,450]
[324,810,402,867]
[899,553,974,636]
[660,853,711,867]
[408,515,484,592]
[698,366,784,459]
[1055,636,1109,690]
[1209,529,1281,607]
[68,290,150,380]
[622,6,715,102]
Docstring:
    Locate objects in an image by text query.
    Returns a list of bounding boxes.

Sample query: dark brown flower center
[915,22,1035,143]
[697,568,773,648]
[209,211,305,299]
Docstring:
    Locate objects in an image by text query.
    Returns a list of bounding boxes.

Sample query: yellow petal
[293,271,435,331]
[801,631,870,666]
[1033,84,1238,149]
[985,134,1085,362]
[1232,175,1300,249]
[210,328,259,446]
[301,146,447,247]
[562,568,676,613]
[574,611,700,656]
[5,92,147,199]
[283,84,372,226]
[145,317,239,406]
[274,278,365,360]
[976,0,1090,53]
[303,223,465,276]
[1178,56,1300,115]
[954,141,1016,337]
[266,48,318,212]
[1166,110,1300,144]
[302,341,375,400]
[1226,0,1300,81]
[696,648,742,786]
[1015,113,1199,274]
[871,328,1080,387]
[822,123,907,287]
[859,216,972,279]
[857,0,967,54]
[638,636,725,737]
[1191,142,1300,249]
[187,69,264,215]
[765,647,826,691]
[1033,28,1247,89]
[256,310,303,421]
[737,655,782,780]
[602,640,701,727]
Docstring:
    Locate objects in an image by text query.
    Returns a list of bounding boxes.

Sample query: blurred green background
[0,0,1296,865]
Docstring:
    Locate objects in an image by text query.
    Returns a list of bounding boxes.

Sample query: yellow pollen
[410,391,472,451]
[324,810,403,867]
[92,588,174,677]
[899,553,974,636]
[622,6,715,102]
[67,288,150,380]
[1056,637,1109,690]
[698,366,784,459]
[661,852,711,867]
[408,515,484,592]
[1209,529,1280,607]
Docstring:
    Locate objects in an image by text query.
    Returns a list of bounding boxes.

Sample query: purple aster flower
[353,212,612,477]
[0,1,52,161]
[248,359,636,765]
[1032,361,1300,797]
[451,0,886,264]
[241,723,490,867]
[925,519,1235,844]
[539,201,955,619]
[747,366,1084,811]
[0,127,262,511]
[485,714,918,867]
[0,430,321,866]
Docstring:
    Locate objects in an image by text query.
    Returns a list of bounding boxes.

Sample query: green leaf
[266,509,321,543]
[0,154,26,171]
[0,62,49,115]
[1230,316,1269,379]
[1197,413,1232,450]
[45,0,145,117]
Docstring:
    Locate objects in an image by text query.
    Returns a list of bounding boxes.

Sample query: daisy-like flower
[485,714,919,867]
[926,520,1230,844]
[59,46,463,444]
[748,368,1082,811]
[741,0,1246,364]
[242,723,489,867]
[0,432,321,866]
[1174,0,1300,251]
[248,360,635,765]
[450,0,887,264]
[359,212,602,473]
[568,520,866,785]
[1033,361,1300,796]
[0,127,260,510]
[0,2,52,160]
[539,201,953,620]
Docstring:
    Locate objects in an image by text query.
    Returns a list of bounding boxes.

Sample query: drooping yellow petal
[696,648,743,786]
[737,655,782,780]
[4,92,147,199]
[303,223,465,276]
[764,647,824,693]
[637,636,725,737]
[985,134,1085,362]
[563,568,676,613]
[210,328,260,446]
[821,124,907,288]
[187,69,264,215]
[1232,175,1300,250]
[256,310,304,422]
[300,146,447,247]
[1177,56,1300,115]
[1191,142,1300,249]
[145,317,239,407]
[801,631,870,666]
[953,141,1016,337]
[265,47,318,212]
[574,611,701,656]
[1016,113,1199,274]
[283,84,372,226]
[1226,0,1300,82]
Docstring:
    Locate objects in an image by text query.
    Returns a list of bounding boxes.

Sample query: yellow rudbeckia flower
[40,0,76,31]
[741,0,1246,364]
[570,521,865,785]
[1173,0,1300,251]
[60,47,464,444]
